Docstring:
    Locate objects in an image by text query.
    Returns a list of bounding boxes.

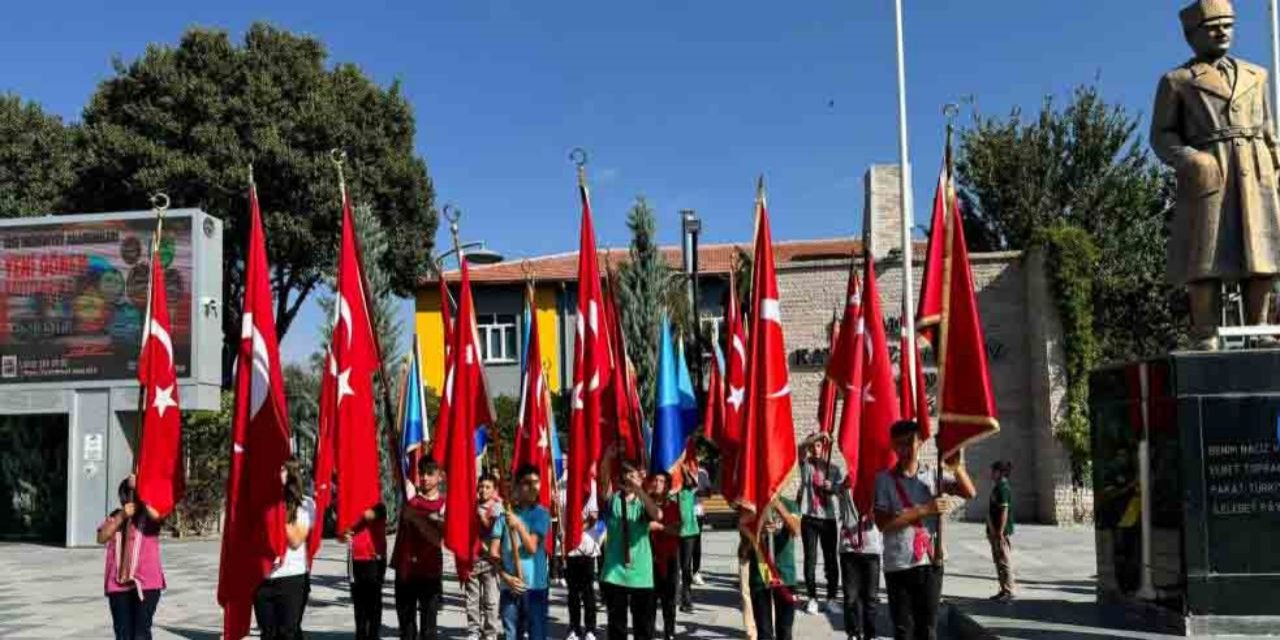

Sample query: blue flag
[651,316,697,477]
[400,336,428,485]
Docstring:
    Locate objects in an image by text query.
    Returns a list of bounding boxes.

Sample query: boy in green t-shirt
[743,496,801,640]
[986,460,1015,601]
[676,460,702,612]
[601,453,664,640]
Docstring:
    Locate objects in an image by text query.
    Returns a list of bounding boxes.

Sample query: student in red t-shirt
[344,501,387,640]
[646,471,683,640]
[392,456,445,640]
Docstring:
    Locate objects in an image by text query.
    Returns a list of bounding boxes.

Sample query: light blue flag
[675,338,699,435]
[400,336,428,483]
[651,316,695,477]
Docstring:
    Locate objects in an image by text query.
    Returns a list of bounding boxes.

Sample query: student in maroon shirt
[344,502,387,640]
[98,475,165,640]
[392,456,445,640]
[647,471,683,640]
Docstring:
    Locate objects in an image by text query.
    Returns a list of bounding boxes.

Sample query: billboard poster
[0,216,193,384]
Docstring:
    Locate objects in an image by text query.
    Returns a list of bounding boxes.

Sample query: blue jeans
[499,588,548,640]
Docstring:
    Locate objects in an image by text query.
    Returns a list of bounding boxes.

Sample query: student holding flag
[490,464,552,640]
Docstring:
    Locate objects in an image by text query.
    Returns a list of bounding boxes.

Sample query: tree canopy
[69,23,437,373]
[0,95,78,218]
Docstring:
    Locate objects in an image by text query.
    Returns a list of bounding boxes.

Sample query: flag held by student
[135,228,184,518]
[736,177,797,537]
[918,157,999,458]
[401,336,429,497]
[218,180,293,640]
[650,316,698,486]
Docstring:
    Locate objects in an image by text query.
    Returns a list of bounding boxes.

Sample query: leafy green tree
[0,95,78,218]
[70,23,437,373]
[616,197,669,418]
[178,391,233,536]
[955,84,1182,362]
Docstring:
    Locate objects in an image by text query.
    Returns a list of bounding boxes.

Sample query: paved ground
[0,522,1202,639]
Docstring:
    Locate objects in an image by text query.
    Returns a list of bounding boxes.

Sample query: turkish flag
[826,269,864,474]
[918,163,1000,458]
[701,346,726,449]
[135,230,184,518]
[430,277,455,464]
[331,192,382,536]
[601,285,644,467]
[512,285,553,510]
[441,259,493,580]
[719,271,748,504]
[218,182,294,640]
[565,173,613,553]
[849,255,899,515]
[816,310,841,436]
[736,179,797,533]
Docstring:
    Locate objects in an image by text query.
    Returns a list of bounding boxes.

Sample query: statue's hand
[1179,151,1223,198]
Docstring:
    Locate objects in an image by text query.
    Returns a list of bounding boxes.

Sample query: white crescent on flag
[148,318,174,364]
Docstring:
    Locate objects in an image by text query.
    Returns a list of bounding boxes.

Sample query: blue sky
[4,1,1276,363]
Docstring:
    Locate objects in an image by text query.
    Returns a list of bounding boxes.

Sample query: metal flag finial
[330,148,348,194]
[149,192,170,213]
[570,147,588,185]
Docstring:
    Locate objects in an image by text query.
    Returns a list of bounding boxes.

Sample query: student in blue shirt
[489,464,552,640]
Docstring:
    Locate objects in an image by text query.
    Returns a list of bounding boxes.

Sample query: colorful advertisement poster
[0,216,193,384]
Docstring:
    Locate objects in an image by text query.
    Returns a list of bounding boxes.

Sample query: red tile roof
[425,237,922,285]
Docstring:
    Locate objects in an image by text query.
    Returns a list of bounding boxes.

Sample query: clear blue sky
[4,1,1276,363]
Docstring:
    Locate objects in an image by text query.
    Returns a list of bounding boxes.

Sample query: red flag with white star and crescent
[826,268,864,475]
[565,169,613,553]
[218,180,293,640]
[849,254,900,515]
[135,231,184,519]
[331,190,383,537]
[720,269,748,505]
[511,283,553,511]
[736,178,797,536]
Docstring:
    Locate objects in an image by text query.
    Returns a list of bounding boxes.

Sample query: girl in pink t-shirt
[97,475,166,640]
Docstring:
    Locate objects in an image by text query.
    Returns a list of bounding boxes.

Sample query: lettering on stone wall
[1205,440,1280,517]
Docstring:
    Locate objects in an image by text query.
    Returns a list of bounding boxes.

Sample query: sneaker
[692,572,706,586]
[566,633,579,640]
[804,599,819,615]
[826,598,838,613]
[584,633,597,640]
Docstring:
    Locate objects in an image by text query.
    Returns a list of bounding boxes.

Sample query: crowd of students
[100,419,1016,640]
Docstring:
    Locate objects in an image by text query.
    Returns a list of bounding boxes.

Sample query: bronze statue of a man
[1151,0,1280,349]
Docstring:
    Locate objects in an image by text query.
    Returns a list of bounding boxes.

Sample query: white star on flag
[152,384,177,417]
[727,385,745,410]
[337,368,355,404]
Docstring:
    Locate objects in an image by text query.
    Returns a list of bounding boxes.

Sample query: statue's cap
[1180,0,1234,31]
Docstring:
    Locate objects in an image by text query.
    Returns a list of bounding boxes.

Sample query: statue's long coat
[1151,56,1280,285]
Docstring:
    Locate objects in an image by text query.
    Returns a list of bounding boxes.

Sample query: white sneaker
[692,572,706,586]
[566,633,579,640]
[584,633,597,640]
[804,599,819,615]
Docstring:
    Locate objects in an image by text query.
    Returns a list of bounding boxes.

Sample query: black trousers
[678,536,697,607]
[352,559,385,640]
[693,517,705,572]
[108,589,161,640]
[395,576,442,640]
[254,574,309,640]
[565,556,598,635]
[605,583,655,640]
[801,516,839,601]
[884,565,943,640]
[840,552,881,640]
[750,587,795,640]
[652,557,679,638]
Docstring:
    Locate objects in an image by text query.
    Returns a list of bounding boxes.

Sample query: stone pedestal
[1090,351,1280,636]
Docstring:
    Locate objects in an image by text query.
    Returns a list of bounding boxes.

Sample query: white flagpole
[1270,0,1280,137]
[893,0,919,396]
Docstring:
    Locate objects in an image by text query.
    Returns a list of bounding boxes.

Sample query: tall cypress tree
[616,197,669,419]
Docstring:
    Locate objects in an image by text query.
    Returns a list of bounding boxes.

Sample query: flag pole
[134,192,170,472]
[893,0,918,399]
[330,149,406,502]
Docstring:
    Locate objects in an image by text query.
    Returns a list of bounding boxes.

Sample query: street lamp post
[681,209,704,396]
